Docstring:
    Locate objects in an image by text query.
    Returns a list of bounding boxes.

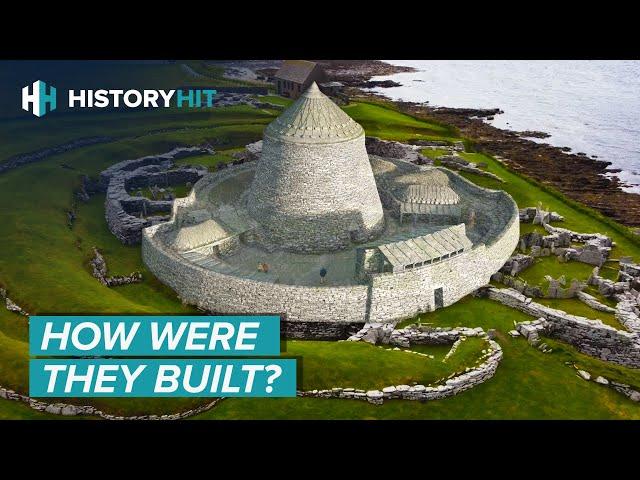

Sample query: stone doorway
[434,287,444,309]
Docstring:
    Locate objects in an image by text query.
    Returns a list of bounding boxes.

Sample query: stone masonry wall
[143,225,370,323]
[144,162,519,327]
[103,147,208,245]
[246,133,384,253]
[303,326,502,404]
[486,287,640,367]
[367,178,520,323]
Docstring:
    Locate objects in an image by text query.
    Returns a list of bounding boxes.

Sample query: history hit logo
[22,80,57,117]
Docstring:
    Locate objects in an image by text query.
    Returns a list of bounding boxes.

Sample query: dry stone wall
[144,161,519,329]
[304,325,502,405]
[247,134,384,253]
[485,287,640,367]
[102,147,208,245]
[143,226,370,323]
[0,385,222,420]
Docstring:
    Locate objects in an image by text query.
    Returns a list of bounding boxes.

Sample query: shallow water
[369,61,640,193]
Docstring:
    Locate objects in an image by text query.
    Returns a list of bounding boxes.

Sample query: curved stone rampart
[103,147,208,245]
[143,159,519,327]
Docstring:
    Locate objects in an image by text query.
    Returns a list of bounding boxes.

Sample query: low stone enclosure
[0,325,500,416]
[300,324,502,405]
[517,206,612,267]
[482,287,640,368]
[491,205,616,301]
[100,147,210,244]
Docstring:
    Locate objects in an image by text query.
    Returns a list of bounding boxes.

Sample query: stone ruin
[0,287,28,316]
[518,205,612,267]
[90,247,143,287]
[99,147,210,245]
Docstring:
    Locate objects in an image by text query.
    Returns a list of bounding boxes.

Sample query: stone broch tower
[246,82,384,252]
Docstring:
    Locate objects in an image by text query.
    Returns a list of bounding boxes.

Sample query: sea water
[369,60,640,193]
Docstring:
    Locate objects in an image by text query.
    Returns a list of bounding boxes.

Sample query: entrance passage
[434,287,444,309]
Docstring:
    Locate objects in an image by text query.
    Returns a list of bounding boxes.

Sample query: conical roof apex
[265,83,364,144]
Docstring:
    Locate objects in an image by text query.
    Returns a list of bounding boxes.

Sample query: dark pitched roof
[275,60,318,84]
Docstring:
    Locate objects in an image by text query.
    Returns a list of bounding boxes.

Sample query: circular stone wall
[142,160,519,335]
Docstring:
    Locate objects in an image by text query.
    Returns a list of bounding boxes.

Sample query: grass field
[1,78,640,419]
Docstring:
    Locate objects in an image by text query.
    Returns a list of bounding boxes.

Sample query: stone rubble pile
[588,266,628,297]
[0,288,29,316]
[347,323,485,347]
[101,147,209,244]
[0,385,223,420]
[304,323,502,405]
[365,136,431,165]
[90,247,142,287]
[231,140,263,163]
[517,205,611,266]
[519,207,564,224]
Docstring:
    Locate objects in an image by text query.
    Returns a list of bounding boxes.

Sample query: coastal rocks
[395,100,640,229]
[517,130,551,139]
[360,80,402,89]
[431,106,503,118]
[90,247,143,287]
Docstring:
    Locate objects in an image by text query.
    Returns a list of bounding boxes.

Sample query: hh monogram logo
[22,80,57,117]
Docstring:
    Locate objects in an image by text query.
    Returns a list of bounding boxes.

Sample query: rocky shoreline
[331,61,640,228]
[317,60,415,87]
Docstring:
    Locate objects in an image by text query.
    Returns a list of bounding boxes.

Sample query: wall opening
[434,287,444,309]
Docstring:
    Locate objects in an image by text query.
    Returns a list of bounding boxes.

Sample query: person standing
[319,267,327,284]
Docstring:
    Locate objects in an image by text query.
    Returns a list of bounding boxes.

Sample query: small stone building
[274,60,327,98]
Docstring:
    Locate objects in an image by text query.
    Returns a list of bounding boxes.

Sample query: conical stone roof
[264,82,363,143]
